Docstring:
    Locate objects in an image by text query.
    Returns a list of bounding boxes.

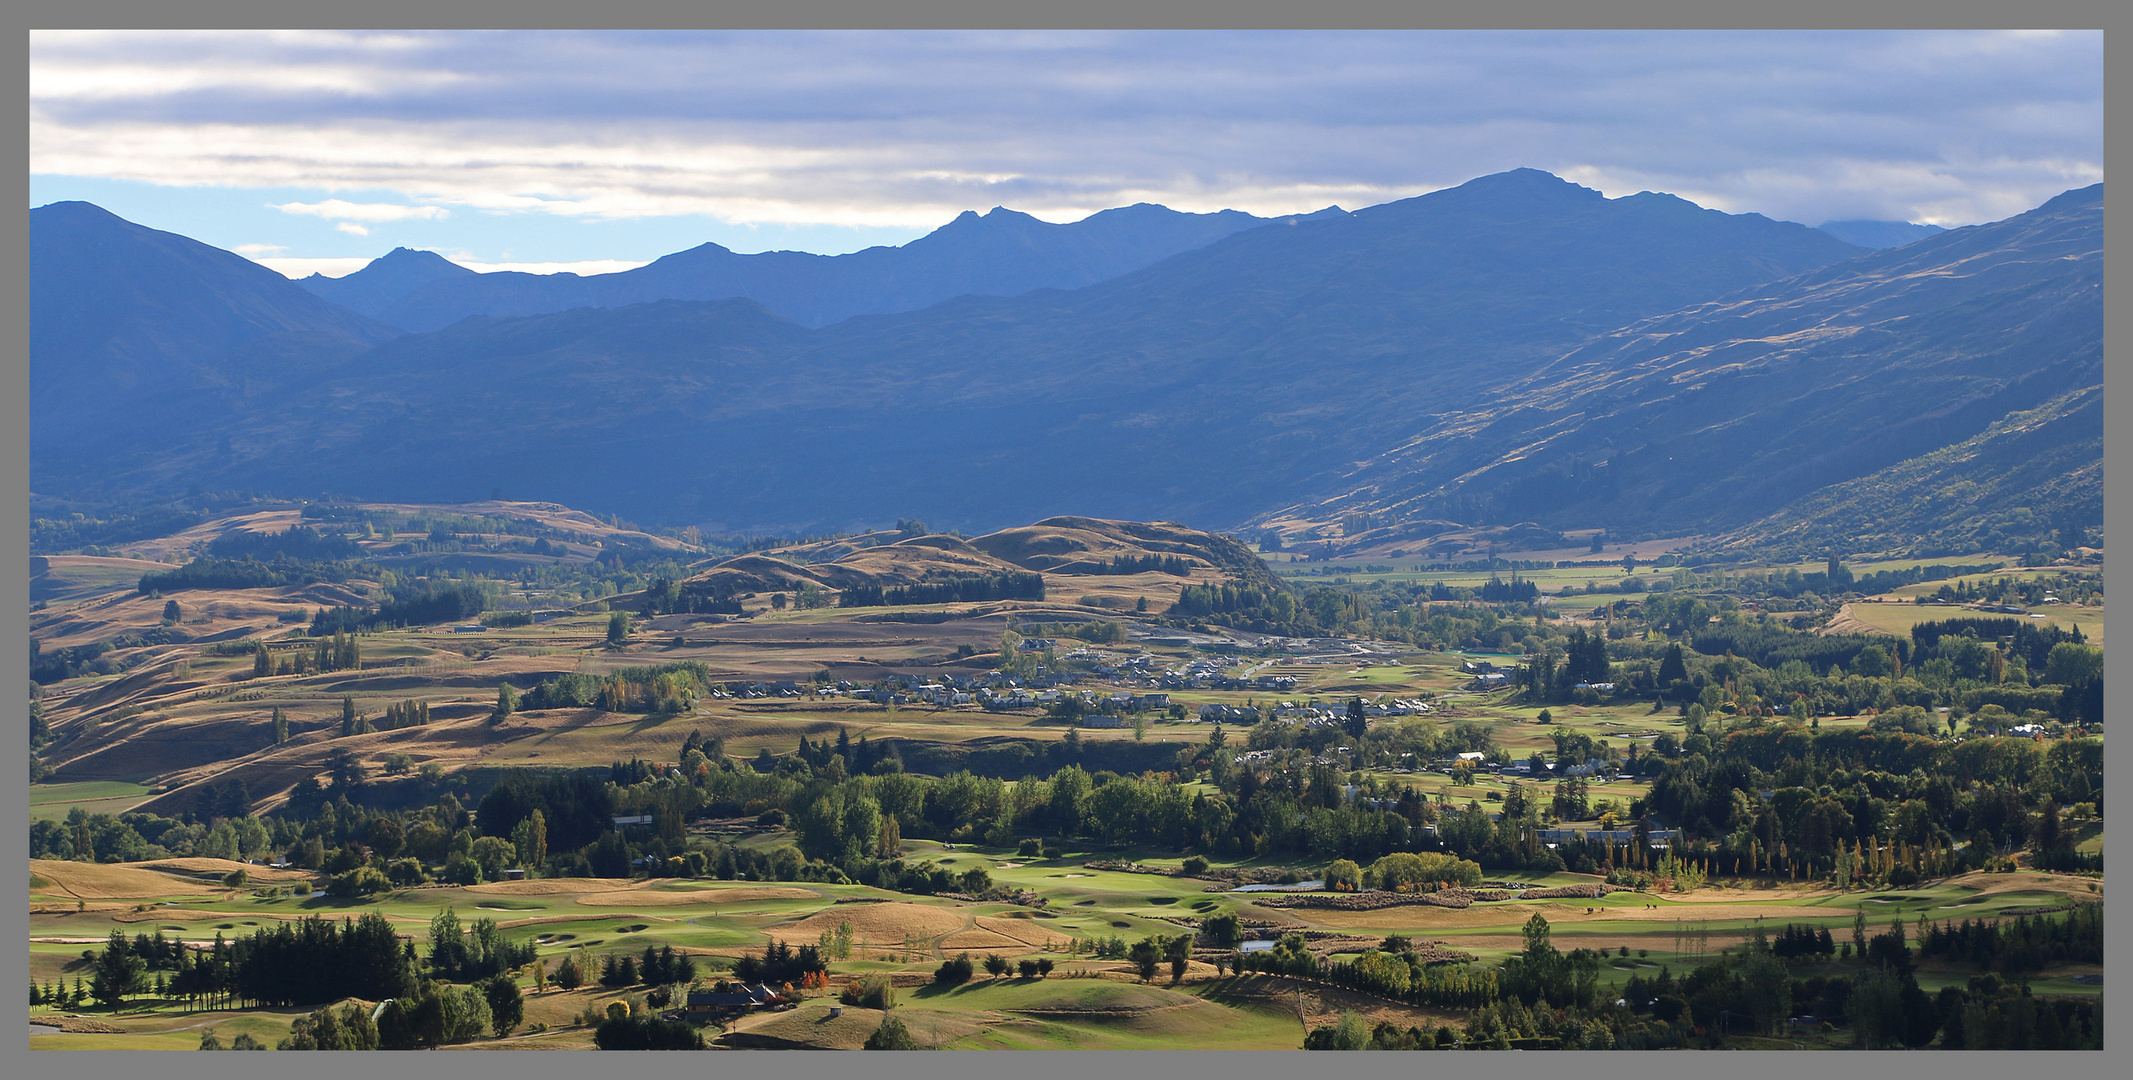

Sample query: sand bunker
[574,886,816,907]
[768,902,966,946]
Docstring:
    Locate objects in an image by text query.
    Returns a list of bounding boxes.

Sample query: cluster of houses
[1535,827,1682,848]
[973,686,1173,716]
[1266,697,1435,725]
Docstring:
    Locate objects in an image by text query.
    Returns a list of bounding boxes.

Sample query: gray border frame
[5,5,2120,1080]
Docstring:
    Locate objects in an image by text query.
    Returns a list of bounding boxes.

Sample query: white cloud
[335,221,370,236]
[272,198,449,222]
[247,251,649,279]
[453,258,652,276]
[251,255,373,278]
[27,29,2104,229]
[232,242,284,255]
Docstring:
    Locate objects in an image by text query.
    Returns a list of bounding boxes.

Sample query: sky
[29,29,2103,279]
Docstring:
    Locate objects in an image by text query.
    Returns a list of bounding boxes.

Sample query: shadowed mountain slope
[29,201,402,462]
[1292,184,2101,550]
[73,170,1872,532]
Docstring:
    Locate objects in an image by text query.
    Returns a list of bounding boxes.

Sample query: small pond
[1231,880,1323,893]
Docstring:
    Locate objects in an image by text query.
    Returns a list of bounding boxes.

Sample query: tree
[552,953,583,991]
[1128,937,1163,983]
[863,1015,918,1050]
[593,1015,704,1050]
[90,934,145,1012]
[933,953,974,986]
[1324,859,1362,892]
[493,683,519,722]
[1657,644,1688,686]
[1165,934,1192,984]
[1201,913,1243,949]
[162,599,181,623]
[512,809,548,871]
[1344,697,1368,740]
[983,953,1010,980]
[1327,1010,1372,1050]
[480,974,523,1037]
[606,611,630,647]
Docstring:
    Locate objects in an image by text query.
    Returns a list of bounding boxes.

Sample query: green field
[29,781,156,822]
[25,841,2104,1050]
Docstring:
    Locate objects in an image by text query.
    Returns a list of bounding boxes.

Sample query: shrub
[325,866,391,897]
[933,953,975,986]
[592,1015,704,1050]
[1017,839,1043,857]
[842,975,895,1010]
[1180,856,1209,875]
[863,1015,918,1050]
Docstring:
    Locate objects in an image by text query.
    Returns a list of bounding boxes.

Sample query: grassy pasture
[28,781,156,822]
[24,853,2102,1050]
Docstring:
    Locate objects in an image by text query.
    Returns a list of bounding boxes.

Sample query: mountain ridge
[34,171,2093,557]
[301,200,1344,331]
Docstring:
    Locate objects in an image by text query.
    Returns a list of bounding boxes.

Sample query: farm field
[1831,596,2104,645]
[29,781,157,822]
[27,502,2105,1051]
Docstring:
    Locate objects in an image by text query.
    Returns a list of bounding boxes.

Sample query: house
[1080,716,1124,729]
[686,984,780,1018]
[502,868,526,881]
[1455,751,1486,763]
[611,814,654,830]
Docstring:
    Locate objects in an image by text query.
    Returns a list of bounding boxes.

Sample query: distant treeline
[311,581,489,635]
[207,526,361,563]
[32,506,211,554]
[519,660,709,714]
[1910,617,2087,671]
[1687,626,1886,671]
[139,557,359,595]
[838,571,1044,607]
[1478,577,1540,603]
[1097,553,1193,576]
[1918,904,2102,973]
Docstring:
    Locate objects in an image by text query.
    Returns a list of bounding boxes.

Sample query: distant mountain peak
[1455,167,1603,198]
[292,244,478,322]
[1816,219,1948,250]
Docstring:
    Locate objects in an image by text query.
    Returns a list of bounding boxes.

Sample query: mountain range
[29,170,2099,556]
[297,203,1346,331]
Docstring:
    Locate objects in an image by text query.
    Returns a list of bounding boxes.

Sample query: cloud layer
[31,29,2102,228]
